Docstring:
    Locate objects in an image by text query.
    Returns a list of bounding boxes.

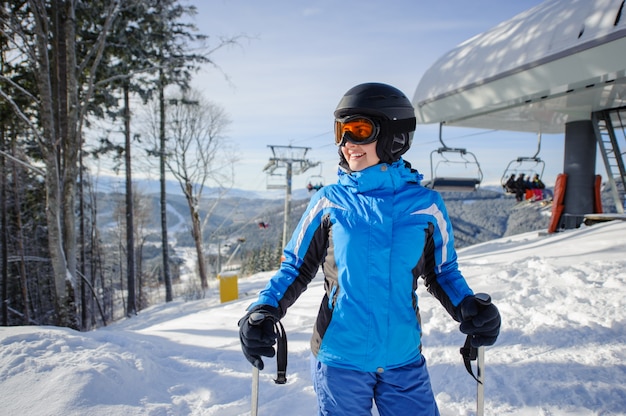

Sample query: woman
[239,83,500,415]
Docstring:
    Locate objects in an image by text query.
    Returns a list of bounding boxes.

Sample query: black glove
[238,305,280,370]
[457,294,501,347]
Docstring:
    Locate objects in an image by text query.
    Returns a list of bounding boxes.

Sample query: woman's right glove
[457,293,501,347]
[238,305,280,370]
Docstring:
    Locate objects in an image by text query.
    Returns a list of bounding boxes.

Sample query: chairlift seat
[427,123,484,193]
[429,177,481,192]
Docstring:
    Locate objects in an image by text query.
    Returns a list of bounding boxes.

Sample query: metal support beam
[593,110,626,214]
[263,145,319,248]
[560,120,596,229]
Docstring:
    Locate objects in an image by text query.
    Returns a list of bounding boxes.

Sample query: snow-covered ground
[1,220,625,415]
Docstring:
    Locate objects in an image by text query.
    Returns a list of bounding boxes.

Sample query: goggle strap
[386,117,416,135]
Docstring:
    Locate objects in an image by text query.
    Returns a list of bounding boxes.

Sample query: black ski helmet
[334,82,416,164]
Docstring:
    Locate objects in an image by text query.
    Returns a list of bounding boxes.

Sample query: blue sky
[189,0,564,191]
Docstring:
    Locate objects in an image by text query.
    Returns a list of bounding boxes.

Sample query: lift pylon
[263,145,319,248]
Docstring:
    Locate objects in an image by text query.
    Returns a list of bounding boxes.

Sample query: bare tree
[130,185,153,311]
[164,90,236,290]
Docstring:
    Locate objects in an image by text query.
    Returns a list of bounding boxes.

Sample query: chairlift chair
[266,172,286,190]
[306,174,325,192]
[500,132,546,194]
[426,123,483,192]
[500,157,546,187]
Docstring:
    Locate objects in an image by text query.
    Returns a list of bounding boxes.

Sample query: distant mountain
[94,175,551,249]
[92,174,309,200]
[94,175,616,275]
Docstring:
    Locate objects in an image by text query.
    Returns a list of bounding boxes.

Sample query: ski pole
[477,345,485,416]
[459,293,492,416]
[252,366,259,416]
[248,312,265,416]
[474,294,491,416]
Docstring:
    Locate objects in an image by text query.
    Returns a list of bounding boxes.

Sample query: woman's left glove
[457,294,501,347]
[238,305,281,370]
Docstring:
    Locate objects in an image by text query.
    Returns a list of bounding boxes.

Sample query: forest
[0,1,242,329]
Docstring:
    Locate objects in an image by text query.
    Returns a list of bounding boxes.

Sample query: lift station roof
[413,0,626,134]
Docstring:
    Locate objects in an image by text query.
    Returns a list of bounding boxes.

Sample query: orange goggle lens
[334,116,379,145]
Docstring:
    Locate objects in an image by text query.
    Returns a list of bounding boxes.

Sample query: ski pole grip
[460,293,492,384]
[474,293,491,308]
[248,311,266,326]
[247,310,288,384]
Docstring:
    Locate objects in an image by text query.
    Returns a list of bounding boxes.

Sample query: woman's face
[341,141,380,171]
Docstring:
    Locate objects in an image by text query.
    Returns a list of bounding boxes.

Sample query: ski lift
[266,172,286,190]
[305,163,325,193]
[500,132,546,194]
[425,123,483,192]
[306,171,325,193]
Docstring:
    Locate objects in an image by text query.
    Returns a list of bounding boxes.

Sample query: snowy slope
[1,221,625,415]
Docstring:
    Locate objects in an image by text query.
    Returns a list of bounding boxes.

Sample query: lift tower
[263,145,319,248]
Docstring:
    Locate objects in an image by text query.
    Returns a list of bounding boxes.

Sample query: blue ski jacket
[250,159,473,372]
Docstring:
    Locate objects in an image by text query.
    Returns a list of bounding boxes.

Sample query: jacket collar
[337,158,423,193]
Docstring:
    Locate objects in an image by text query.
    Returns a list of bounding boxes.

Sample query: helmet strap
[338,147,353,172]
[376,132,412,164]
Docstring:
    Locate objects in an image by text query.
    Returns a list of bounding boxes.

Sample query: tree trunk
[79,148,88,330]
[159,75,173,302]
[30,0,76,326]
[32,0,66,323]
[124,83,136,316]
[61,0,80,323]
[1,128,7,326]
[184,181,208,289]
[11,152,31,325]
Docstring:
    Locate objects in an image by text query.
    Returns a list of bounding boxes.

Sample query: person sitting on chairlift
[504,173,516,194]
[530,174,545,201]
[515,173,528,202]
[307,182,324,192]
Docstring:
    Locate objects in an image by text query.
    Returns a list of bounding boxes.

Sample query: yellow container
[219,273,238,303]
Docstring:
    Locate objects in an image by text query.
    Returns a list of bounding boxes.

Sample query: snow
[2,221,626,415]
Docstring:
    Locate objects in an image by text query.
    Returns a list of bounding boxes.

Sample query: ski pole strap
[460,335,482,384]
[274,320,288,384]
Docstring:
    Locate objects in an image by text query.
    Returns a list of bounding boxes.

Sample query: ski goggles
[334,115,380,146]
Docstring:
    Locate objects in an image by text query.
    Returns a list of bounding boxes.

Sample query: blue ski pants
[311,355,440,416]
